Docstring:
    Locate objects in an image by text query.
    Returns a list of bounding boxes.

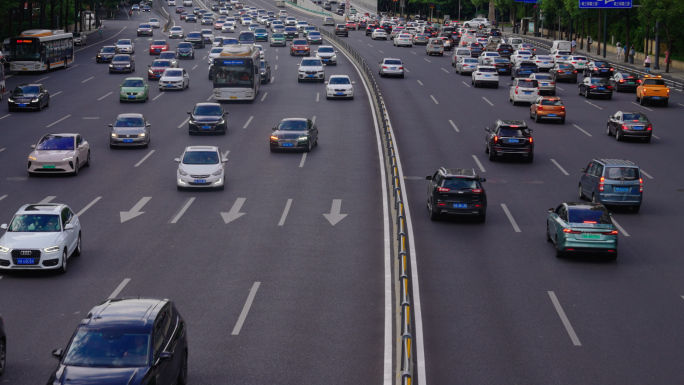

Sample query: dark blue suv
[579,158,643,212]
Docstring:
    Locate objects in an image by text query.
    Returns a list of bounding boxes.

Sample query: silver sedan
[378,58,404,78]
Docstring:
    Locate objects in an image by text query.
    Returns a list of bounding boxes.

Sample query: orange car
[636,74,670,107]
[529,96,566,124]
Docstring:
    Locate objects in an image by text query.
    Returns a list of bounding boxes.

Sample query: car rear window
[541,99,563,106]
[558,64,574,69]
[589,78,609,85]
[385,59,402,65]
[567,208,612,224]
[605,167,639,181]
[534,74,553,80]
[441,178,479,190]
[622,114,648,122]
[479,67,496,72]
[499,128,528,137]
[517,79,538,87]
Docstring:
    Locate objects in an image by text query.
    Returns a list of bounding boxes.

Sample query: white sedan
[149,18,161,28]
[478,51,500,65]
[532,55,554,71]
[222,22,236,33]
[393,34,413,47]
[510,50,533,64]
[325,75,354,100]
[208,47,224,64]
[28,133,90,176]
[455,57,479,75]
[175,146,227,190]
[568,55,589,70]
[372,29,387,40]
[159,68,190,90]
[0,203,81,274]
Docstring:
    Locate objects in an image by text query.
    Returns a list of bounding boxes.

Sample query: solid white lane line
[471,154,485,173]
[231,282,261,335]
[98,92,113,100]
[51,91,63,97]
[640,169,653,179]
[0,194,6,202]
[0,114,10,120]
[449,120,460,132]
[482,97,494,106]
[46,115,71,128]
[109,278,131,299]
[192,64,198,70]
[501,204,521,232]
[441,67,449,73]
[584,100,603,110]
[76,197,102,217]
[424,58,431,63]
[411,51,416,55]
[169,197,195,224]
[312,116,316,124]
[573,124,593,137]
[39,196,57,204]
[177,117,190,129]
[82,76,94,83]
[206,94,213,101]
[36,76,49,82]
[430,95,439,104]
[631,102,653,111]
[134,150,155,167]
[556,86,564,91]
[299,153,307,167]
[462,81,471,88]
[316,92,320,102]
[610,217,630,237]
[417,80,423,86]
[270,76,275,83]
[152,92,164,101]
[278,199,292,226]
[548,291,582,346]
[261,92,268,101]
[550,159,569,175]
[243,115,254,129]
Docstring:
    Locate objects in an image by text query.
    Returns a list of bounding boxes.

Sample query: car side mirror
[484,127,490,132]
[52,349,64,360]
[157,351,174,364]
[224,112,229,115]
[222,158,228,163]
[547,208,555,213]
[425,175,432,180]
[31,144,36,149]
[146,123,152,127]
[65,223,75,230]
[580,168,586,173]
[272,127,277,131]
[0,224,7,230]
[187,111,191,114]
[174,158,181,163]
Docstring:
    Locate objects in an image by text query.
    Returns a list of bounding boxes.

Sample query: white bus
[211,45,260,101]
[8,29,74,72]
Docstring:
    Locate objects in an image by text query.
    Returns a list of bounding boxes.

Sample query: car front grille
[190,174,210,178]
[305,70,317,74]
[11,249,41,265]
[118,134,139,138]
[334,89,346,92]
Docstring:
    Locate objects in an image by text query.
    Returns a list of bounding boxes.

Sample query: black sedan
[8,84,50,111]
[491,58,512,75]
[610,72,640,92]
[260,59,271,84]
[270,118,319,152]
[95,46,117,63]
[549,63,577,83]
[511,62,538,79]
[47,298,188,385]
[468,42,484,57]
[578,77,613,99]
[188,102,228,134]
[583,60,614,78]
[485,119,534,162]
[606,111,652,142]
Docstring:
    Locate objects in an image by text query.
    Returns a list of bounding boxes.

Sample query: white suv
[298,58,325,82]
[0,203,82,274]
[509,78,540,105]
[472,65,499,88]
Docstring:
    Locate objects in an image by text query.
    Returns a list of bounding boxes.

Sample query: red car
[148,59,173,80]
[180,12,188,20]
[149,40,169,55]
[290,39,310,56]
[345,21,357,30]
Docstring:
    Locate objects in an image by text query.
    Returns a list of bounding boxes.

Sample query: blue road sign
[579,0,632,9]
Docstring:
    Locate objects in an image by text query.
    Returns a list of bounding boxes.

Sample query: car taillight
[639,178,643,192]
[621,124,628,130]
[493,135,499,143]
[528,137,533,143]
[471,189,483,193]
[560,106,565,110]
[646,124,652,131]
[437,187,450,192]
[563,229,581,234]
[398,66,403,69]
[602,230,619,235]
[537,105,543,111]
[574,71,577,73]
[607,85,613,89]
[382,66,388,69]
[599,177,605,191]
[619,79,625,83]
[515,86,518,94]
[590,85,597,88]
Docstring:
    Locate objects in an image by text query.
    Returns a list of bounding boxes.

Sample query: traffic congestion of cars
[0,0,681,382]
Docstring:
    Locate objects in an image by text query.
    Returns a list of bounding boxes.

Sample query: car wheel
[606,124,612,136]
[559,118,565,124]
[85,151,91,167]
[592,193,598,204]
[578,184,585,200]
[487,146,496,161]
[606,94,612,100]
[74,232,82,256]
[38,101,43,111]
[527,152,534,163]
[616,128,622,141]
[478,211,486,223]
[584,90,590,99]
[429,201,439,221]
[73,160,79,176]
[58,249,68,274]
[663,100,669,107]
[534,113,540,123]
[639,96,645,105]
[554,236,564,258]
[305,140,312,152]
[546,223,553,242]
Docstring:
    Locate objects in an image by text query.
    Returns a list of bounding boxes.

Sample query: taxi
[636,74,670,107]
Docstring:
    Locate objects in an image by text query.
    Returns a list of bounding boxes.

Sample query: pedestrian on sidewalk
[616,41,623,60]
[644,55,652,74]
[629,45,635,64]
[587,36,593,53]
[571,38,576,53]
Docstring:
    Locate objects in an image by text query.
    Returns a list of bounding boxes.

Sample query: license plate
[128,95,136,98]
[230,96,237,99]
[166,84,173,87]
[524,91,531,94]
[484,75,491,77]
[336,92,345,96]
[194,179,206,183]
[627,82,635,84]
[652,96,660,99]
[16,258,35,264]
[43,165,55,168]
[18,103,27,107]
[499,69,505,71]
[117,67,123,70]
[548,114,556,117]
[543,62,549,64]
[541,83,548,86]
[123,139,134,143]
[453,203,467,208]
[633,126,643,130]
[614,187,629,192]
[508,139,520,143]
[582,233,601,239]
[598,87,605,90]
[308,75,314,77]
[282,143,293,147]
[202,125,212,129]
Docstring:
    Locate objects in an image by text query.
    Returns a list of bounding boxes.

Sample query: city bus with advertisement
[211,44,260,101]
[8,29,74,73]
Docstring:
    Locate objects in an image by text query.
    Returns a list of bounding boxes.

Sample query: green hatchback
[546,202,618,260]
[119,77,149,103]
[270,33,286,47]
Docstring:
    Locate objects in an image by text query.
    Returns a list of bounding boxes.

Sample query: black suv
[48,298,188,385]
[335,24,348,37]
[485,120,534,162]
[426,168,487,222]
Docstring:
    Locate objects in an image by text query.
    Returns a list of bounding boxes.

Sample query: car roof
[122,77,145,81]
[82,298,167,329]
[564,202,605,209]
[17,203,65,214]
[185,146,219,151]
[592,158,638,167]
[195,102,221,107]
[440,168,478,178]
[117,112,145,118]
[281,117,307,123]
[497,119,527,127]
[329,74,350,78]
[17,83,42,87]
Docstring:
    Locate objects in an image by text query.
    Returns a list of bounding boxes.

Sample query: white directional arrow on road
[323,199,347,226]
[120,197,151,223]
[221,198,246,224]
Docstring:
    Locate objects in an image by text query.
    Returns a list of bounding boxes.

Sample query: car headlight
[111,133,118,138]
[0,246,11,253]
[139,133,146,137]
[43,245,60,253]
[110,64,114,67]
[331,54,336,60]
[212,168,223,176]
[32,98,39,102]
[29,156,37,161]
[178,167,188,176]
[8,98,14,102]
[63,156,73,161]
[298,136,308,141]
[149,69,154,74]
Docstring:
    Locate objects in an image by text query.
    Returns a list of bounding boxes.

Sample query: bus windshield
[213,59,254,87]
[10,40,41,61]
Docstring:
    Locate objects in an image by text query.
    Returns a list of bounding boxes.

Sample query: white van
[551,40,571,52]
[508,37,523,50]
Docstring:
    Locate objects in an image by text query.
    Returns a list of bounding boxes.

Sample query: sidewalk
[504,32,684,92]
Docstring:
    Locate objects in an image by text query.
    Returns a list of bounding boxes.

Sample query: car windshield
[150,18,159,22]
[499,128,528,137]
[541,99,563,106]
[164,70,183,77]
[187,33,201,38]
[278,120,308,131]
[117,40,131,45]
[589,78,609,85]
[8,214,61,232]
[329,77,350,84]
[178,43,192,49]
[194,105,222,116]
[160,52,176,59]
[255,29,267,33]
[463,58,478,63]
[14,85,40,94]
[442,178,479,190]
[63,330,150,368]
[101,47,116,53]
[211,48,223,53]
[171,27,182,31]
[293,40,307,45]
[183,151,219,164]
[319,47,333,53]
[568,207,612,224]
[285,27,297,31]
[309,32,321,37]
[605,167,639,181]
[152,41,166,45]
[113,55,130,62]
[139,24,151,28]
[115,117,144,127]
[622,113,648,122]
[301,59,321,66]
[122,79,144,87]
[152,61,171,67]
[36,136,74,150]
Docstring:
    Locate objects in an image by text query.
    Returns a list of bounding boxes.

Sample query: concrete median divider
[152,0,173,33]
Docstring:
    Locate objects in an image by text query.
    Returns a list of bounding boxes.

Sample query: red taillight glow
[622,124,628,130]
[599,177,605,191]
[583,221,597,224]
[437,187,450,192]
[560,106,566,110]
[639,178,643,193]
[493,135,499,143]
[619,79,625,83]
[647,124,652,131]
[563,229,581,234]
[602,230,619,235]
[471,189,483,193]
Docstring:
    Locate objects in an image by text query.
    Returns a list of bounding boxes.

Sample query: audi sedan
[547,202,618,260]
[148,59,174,80]
[0,203,81,274]
[95,46,117,63]
[8,84,50,111]
[137,23,153,36]
[28,133,90,176]
[176,146,227,190]
[149,40,170,55]
[270,118,319,152]
[109,54,136,74]
[609,72,640,92]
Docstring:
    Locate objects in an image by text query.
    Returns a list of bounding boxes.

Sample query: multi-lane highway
[2,0,684,383]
